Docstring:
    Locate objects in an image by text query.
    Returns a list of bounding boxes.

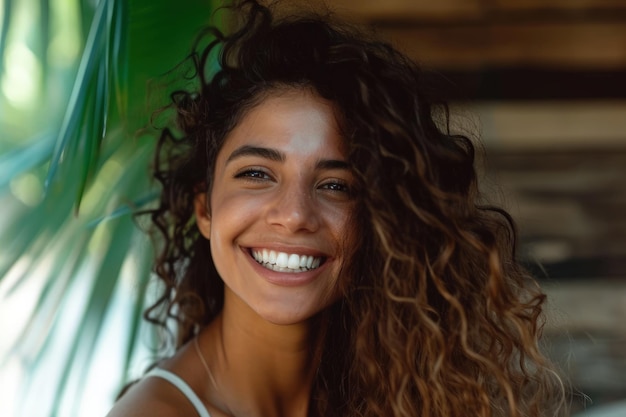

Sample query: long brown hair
[144,1,568,416]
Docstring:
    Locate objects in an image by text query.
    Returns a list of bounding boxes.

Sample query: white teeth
[276,252,288,268]
[251,249,324,273]
[287,254,301,269]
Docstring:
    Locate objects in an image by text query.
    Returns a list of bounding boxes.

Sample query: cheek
[208,190,268,247]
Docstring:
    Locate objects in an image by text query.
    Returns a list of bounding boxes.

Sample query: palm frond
[0,0,13,75]
[0,0,219,416]
[45,0,108,195]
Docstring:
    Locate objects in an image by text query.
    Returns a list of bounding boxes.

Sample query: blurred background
[1,0,624,416]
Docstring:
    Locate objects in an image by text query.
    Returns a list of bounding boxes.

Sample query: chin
[253,298,335,326]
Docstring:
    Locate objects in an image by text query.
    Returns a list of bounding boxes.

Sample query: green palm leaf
[0,0,13,76]
[0,1,219,416]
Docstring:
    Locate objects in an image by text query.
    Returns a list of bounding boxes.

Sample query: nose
[266,183,320,233]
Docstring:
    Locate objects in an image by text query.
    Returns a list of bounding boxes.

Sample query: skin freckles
[195,89,356,326]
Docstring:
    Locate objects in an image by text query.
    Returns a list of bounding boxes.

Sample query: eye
[319,179,351,194]
[234,168,273,181]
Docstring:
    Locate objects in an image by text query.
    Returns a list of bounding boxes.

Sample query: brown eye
[319,180,350,194]
[235,169,273,181]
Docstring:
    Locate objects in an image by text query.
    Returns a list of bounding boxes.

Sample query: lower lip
[242,248,328,287]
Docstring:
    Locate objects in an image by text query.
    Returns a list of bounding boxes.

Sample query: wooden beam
[453,100,626,149]
[331,0,626,20]
[382,22,626,70]
[492,0,626,13]
[331,0,483,20]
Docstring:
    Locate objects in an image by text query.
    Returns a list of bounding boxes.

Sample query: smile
[251,249,324,273]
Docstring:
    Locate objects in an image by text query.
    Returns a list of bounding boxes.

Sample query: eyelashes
[234,168,272,181]
[319,180,350,194]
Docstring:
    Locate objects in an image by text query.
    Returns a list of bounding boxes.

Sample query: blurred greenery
[0,0,217,415]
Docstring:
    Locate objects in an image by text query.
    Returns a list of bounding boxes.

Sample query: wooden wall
[319,1,626,413]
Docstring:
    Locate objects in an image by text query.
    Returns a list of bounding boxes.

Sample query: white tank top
[145,368,212,417]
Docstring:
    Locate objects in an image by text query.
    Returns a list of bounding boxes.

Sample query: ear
[194,192,211,239]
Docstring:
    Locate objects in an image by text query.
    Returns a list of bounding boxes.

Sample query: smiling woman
[106,1,569,417]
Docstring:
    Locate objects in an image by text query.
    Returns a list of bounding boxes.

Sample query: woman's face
[195,90,356,325]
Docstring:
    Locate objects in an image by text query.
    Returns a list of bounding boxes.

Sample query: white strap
[145,368,212,417]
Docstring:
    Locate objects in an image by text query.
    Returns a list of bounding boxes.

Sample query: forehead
[218,90,346,160]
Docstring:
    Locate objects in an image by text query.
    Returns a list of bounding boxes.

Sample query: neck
[198,289,327,417]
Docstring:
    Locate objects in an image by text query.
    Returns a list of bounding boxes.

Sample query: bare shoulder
[105,374,197,417]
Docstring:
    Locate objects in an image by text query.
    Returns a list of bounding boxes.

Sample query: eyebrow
[226,145,351,171]
[315,159,350,171]
[227,145,285,163]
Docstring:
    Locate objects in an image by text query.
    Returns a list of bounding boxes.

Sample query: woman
[107,1,567,416]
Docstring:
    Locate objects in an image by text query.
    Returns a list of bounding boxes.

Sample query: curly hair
[145,1,567,416]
